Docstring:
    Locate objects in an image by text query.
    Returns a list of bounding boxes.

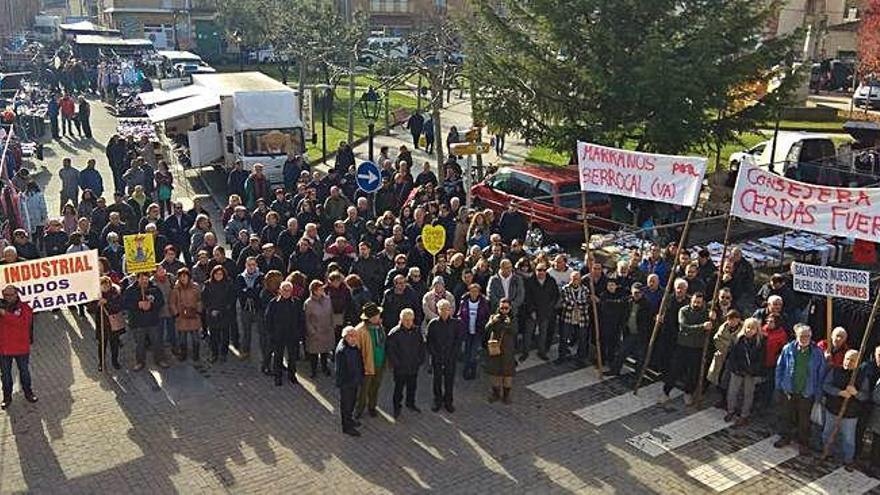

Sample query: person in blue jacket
[774,323,826,454]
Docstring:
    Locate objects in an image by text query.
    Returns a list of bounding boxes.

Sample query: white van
[360,37,408,65]
[727,132,852,186]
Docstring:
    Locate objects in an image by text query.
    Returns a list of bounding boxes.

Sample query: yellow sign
[450,142,491,156]
[421,224,446,256]
[123,233,156,274]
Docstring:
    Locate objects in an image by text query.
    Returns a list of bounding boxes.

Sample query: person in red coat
[0,285,38,409]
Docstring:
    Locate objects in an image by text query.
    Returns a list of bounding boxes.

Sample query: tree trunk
[347,58,355,144]
[298,58,307,125]
[432,76,444,179]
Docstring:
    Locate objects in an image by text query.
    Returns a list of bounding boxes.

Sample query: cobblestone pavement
[2,97,880,494]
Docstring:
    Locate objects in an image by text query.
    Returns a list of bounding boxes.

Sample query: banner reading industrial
[577,142,708,207]
[0,250,101,312]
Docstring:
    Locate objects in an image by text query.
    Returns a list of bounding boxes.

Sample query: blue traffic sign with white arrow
[356,161,382,193]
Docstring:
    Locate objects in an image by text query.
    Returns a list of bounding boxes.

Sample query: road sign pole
[465,154,473,210]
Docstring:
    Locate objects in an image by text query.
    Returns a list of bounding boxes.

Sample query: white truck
[172,73,303,183]
[33,15,62,44]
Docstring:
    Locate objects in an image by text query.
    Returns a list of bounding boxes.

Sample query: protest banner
[124,233,156,274]
[731,161,880,243]
[577,142,708,207]
[791,261,870,302]
[421,225,446,256]
[0,250,100,312]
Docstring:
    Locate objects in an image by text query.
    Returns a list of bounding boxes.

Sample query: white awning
[147,93,219,123]
[138,85,204,106]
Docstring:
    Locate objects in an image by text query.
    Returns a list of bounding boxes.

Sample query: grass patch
[305,86,418,160]
[526,147,571,166]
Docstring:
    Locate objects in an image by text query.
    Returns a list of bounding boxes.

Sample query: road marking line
[573,382,682,426]
[687,436,797,492]
[626,408,729,457]
[525,366,600,399]
[789,467,880,495]
[516,344,558,371]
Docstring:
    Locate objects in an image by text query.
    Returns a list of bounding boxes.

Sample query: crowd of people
[2,135,880,468]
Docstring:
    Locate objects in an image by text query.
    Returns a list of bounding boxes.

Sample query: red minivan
[471,164,613,242]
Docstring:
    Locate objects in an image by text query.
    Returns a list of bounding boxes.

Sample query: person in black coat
[426,299,462,413]
[406,112,424,149]
[202,265,237,362]
[498,204,528,244]
[598,279,629,367]
[381,275,423,330]
[265,281,305,386]
[289,239,323,283]
[524,262,559,361]
[227,161,249,199]
[350,243,385,302]
[386,309,426,417]
[336,326,364,436]
[122,273,168,370]
[606,282,655,376]
[42,219,69,258]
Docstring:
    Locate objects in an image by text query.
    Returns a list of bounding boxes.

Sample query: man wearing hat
[354,302,387,418]
[256,243,285,274]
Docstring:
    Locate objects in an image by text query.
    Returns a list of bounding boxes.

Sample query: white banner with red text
[576,142,707,207]
[731,161,880,242]
[0,250,101,312]
[791,262,870,301]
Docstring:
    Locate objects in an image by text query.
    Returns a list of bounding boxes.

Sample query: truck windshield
[242,128,304,157]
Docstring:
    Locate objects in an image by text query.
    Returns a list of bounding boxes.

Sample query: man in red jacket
[0,285,38,409]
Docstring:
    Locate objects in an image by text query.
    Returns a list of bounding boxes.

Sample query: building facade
[771,0,862,60]
[0,0,41,38]
[98,0,220,56]
[350,0,467,34]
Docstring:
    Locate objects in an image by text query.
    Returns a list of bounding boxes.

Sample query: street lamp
[316,83,332,164]
[231,30,244,72]
[359,87,382,162]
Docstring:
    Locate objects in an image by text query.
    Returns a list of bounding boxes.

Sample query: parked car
[727,132,838,184]
[853,82,880,110]
[470,164,612,242]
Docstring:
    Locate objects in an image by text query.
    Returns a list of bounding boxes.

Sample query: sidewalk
[322,94,533,174]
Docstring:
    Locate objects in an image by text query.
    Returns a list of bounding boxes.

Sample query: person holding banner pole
[820,290,880,461]
[580,192,603,377]
[693,214,734,405]
[88,277,124,371]
[634,206,698,393]
[0,285,38,410]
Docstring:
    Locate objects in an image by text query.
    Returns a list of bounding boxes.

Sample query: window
[557,183,608,210]
[370,0,409,13]
[242,128,304,157]
[489,170,535,197]
[534,180,554,205]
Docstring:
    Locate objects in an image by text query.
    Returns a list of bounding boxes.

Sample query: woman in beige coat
[170,268,203,362]
[707,309,742,394]
[304,280,335,378]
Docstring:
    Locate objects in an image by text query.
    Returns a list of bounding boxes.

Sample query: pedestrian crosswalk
[518,354,880,493]
[686,436,798,492]
[572,382,681,426]
[789,467,880,494]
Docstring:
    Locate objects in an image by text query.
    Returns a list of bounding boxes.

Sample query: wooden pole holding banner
[633,205,698,394]
[581,192,603,380]
[821,288,880,459]
[779,231,787,268]
[693,214,734,405]
[826,296,833,343]
[99,305,107,373]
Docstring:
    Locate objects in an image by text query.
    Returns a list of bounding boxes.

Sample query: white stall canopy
[147,93,220,123]
[138,84,204,106]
